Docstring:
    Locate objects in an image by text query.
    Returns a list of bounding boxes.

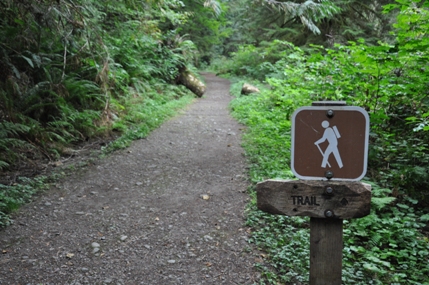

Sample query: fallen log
[178,69,206,97]
[241,83,260,95]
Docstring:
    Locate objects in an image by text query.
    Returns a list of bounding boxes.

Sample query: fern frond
[262,0,340,34]
[0,121,30,137]
[0,160,10,170]
[203,0,222,16]
[0,138,31,149]
[372,196,396,210]
[369,232,383,247]
[0,136,33,171]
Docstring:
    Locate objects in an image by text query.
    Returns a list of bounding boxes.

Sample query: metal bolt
[325,210,334,218]
[326,109,334,118]
[325,170,334,179]
[325,186,334,194]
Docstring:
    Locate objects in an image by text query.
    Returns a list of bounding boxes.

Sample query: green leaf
[13,18,24,26]
[0,160,10,170]
[397,203,410,210]
[420,214,429,222]
[21,56,34,68]
[363,263,381,273]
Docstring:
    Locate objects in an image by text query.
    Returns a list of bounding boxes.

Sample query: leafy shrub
[225,3,429,278]
[0,0,203,169]
[343,184,429,284]
[0,177,51,227]
[0,122,32,169]
[229,79,429,284]
[226,16,429,203]
[215,40,298,80]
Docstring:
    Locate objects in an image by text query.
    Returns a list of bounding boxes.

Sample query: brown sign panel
[291,106,369,181]
[256,180,372,219]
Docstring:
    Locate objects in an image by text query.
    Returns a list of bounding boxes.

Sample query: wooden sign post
[256,102,371,285]
[257,180,371,284]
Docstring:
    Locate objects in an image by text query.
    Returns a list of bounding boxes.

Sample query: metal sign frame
[291,105,369,181]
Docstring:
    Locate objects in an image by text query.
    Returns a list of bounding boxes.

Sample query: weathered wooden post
[256,102,371,285]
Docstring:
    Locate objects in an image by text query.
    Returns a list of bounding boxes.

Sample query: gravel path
[0,73,260,285]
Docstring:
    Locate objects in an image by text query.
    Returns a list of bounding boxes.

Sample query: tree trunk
[178,69,206,97]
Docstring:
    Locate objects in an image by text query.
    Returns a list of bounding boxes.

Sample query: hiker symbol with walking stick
[314,120,343,169]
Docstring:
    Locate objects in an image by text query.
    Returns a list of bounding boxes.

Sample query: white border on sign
[290,105,370,181]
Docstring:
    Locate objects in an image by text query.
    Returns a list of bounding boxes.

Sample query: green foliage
[229,80,317,283]
[105,84,194,152]
[219,0,393,56]
[225,0,429,204]
[223,1,429,283]
[343,188,429,284]
[229,79,429,284]
[203,0,223,16]
[0,121,32,169]
[0,0,205,168]
[301,4,429,203]
[0,0,104,164]
[261,0,340,35]
[0,0,211,225]
[247,206,310,284]
[0,176,51,227]
[178,0,229,65]
[213,40,300,80]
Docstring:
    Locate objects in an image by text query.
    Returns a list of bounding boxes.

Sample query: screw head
[325,210,334,218]
[326,109,334,118]
[325,186,334,194]
[325,171,334,179]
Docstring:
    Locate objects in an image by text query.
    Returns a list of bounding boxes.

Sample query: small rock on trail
[0,73,261,284]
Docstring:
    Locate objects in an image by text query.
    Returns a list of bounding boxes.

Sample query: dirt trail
[0,73,260,285]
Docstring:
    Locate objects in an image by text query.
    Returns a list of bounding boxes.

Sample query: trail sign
[258,102,372,285]
[291,103,369,181]
[257,180,372,219]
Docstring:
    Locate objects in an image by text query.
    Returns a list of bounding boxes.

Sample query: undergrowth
[223,4,429,282]
[0,86,194,227]
[0,176,55,226]
[229,81,429,284]
[104,85,194,152]
[0,0,201,226]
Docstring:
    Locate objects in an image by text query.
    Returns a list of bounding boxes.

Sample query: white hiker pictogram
[314,120,343,168]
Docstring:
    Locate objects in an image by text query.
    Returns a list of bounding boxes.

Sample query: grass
[104,84,194,152]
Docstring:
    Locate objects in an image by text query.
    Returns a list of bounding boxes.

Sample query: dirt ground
[0,73,261,284]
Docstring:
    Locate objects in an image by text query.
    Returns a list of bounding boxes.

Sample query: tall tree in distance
[219,0,341,54]
[221,0,395,55]
[318,0,395,46]
[262,0,340,35]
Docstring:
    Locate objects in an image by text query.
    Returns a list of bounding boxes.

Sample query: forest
[1,0,429,284]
